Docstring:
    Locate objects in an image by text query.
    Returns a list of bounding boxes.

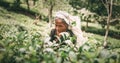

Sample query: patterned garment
[49,29,76,44]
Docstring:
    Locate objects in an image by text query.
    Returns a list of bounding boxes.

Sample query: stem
[103,0,113,47]
[48,4,53,27]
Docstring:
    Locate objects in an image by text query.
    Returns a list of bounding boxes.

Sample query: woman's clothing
[50,29,76,44]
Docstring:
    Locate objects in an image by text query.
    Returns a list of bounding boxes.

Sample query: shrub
[115,24,120,30]
[82,26,120,39]
[0,24,120,63]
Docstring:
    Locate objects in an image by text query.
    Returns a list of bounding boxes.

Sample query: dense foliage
[0,24,120,63]
[0,0,120,63]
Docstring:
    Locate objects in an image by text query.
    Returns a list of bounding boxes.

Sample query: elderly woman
[49,11,86,48]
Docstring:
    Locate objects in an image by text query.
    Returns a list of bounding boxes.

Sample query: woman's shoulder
[50,29,56,35]
[67,30,74,37]
[50,29,56,42]
[51,29,56,32]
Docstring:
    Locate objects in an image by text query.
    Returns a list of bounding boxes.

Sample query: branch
[113,3,120,6]
[110,0,113,16]
[101,0,109,15]
[110,18,120,22]
[101,0,107,9]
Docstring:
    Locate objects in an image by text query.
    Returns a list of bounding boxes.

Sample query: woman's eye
[59,25,63,27]
[56,25,62,27]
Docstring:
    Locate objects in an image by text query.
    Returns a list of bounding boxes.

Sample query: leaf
[69,51,77,62]
[83,51,97,59]
[61,51,68,58]
[56,57,62,63]
[71,21,76,26]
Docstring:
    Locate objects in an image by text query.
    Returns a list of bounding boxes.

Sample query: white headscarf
[54,11,86,48]
[54,11,81,30]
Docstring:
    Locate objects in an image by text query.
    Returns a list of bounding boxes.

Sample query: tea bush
[0,24,120,63]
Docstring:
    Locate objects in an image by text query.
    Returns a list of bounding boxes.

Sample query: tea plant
[0,24,120,63]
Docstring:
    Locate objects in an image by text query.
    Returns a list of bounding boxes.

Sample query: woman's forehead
[55,19,63,23]
[55,18,68,25]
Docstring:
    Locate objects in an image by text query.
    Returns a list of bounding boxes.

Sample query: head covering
[54,11,81,30]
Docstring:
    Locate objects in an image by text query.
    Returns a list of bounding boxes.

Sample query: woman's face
[55,18,68,34]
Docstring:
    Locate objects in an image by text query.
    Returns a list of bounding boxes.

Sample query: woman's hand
[56,30,60,37]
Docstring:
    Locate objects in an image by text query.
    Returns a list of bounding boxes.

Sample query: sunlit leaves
[0,21,120,63]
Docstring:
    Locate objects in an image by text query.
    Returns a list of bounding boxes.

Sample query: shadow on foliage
[0,0,46,20]
[82,26,120,39]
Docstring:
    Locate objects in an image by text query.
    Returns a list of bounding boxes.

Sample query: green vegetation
[0,0,120,63]
[81,22,120,39]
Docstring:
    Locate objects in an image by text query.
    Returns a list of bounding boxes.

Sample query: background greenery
[0,0,120,63]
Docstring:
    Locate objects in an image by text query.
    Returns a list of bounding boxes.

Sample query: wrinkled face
[55,18,68,34]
